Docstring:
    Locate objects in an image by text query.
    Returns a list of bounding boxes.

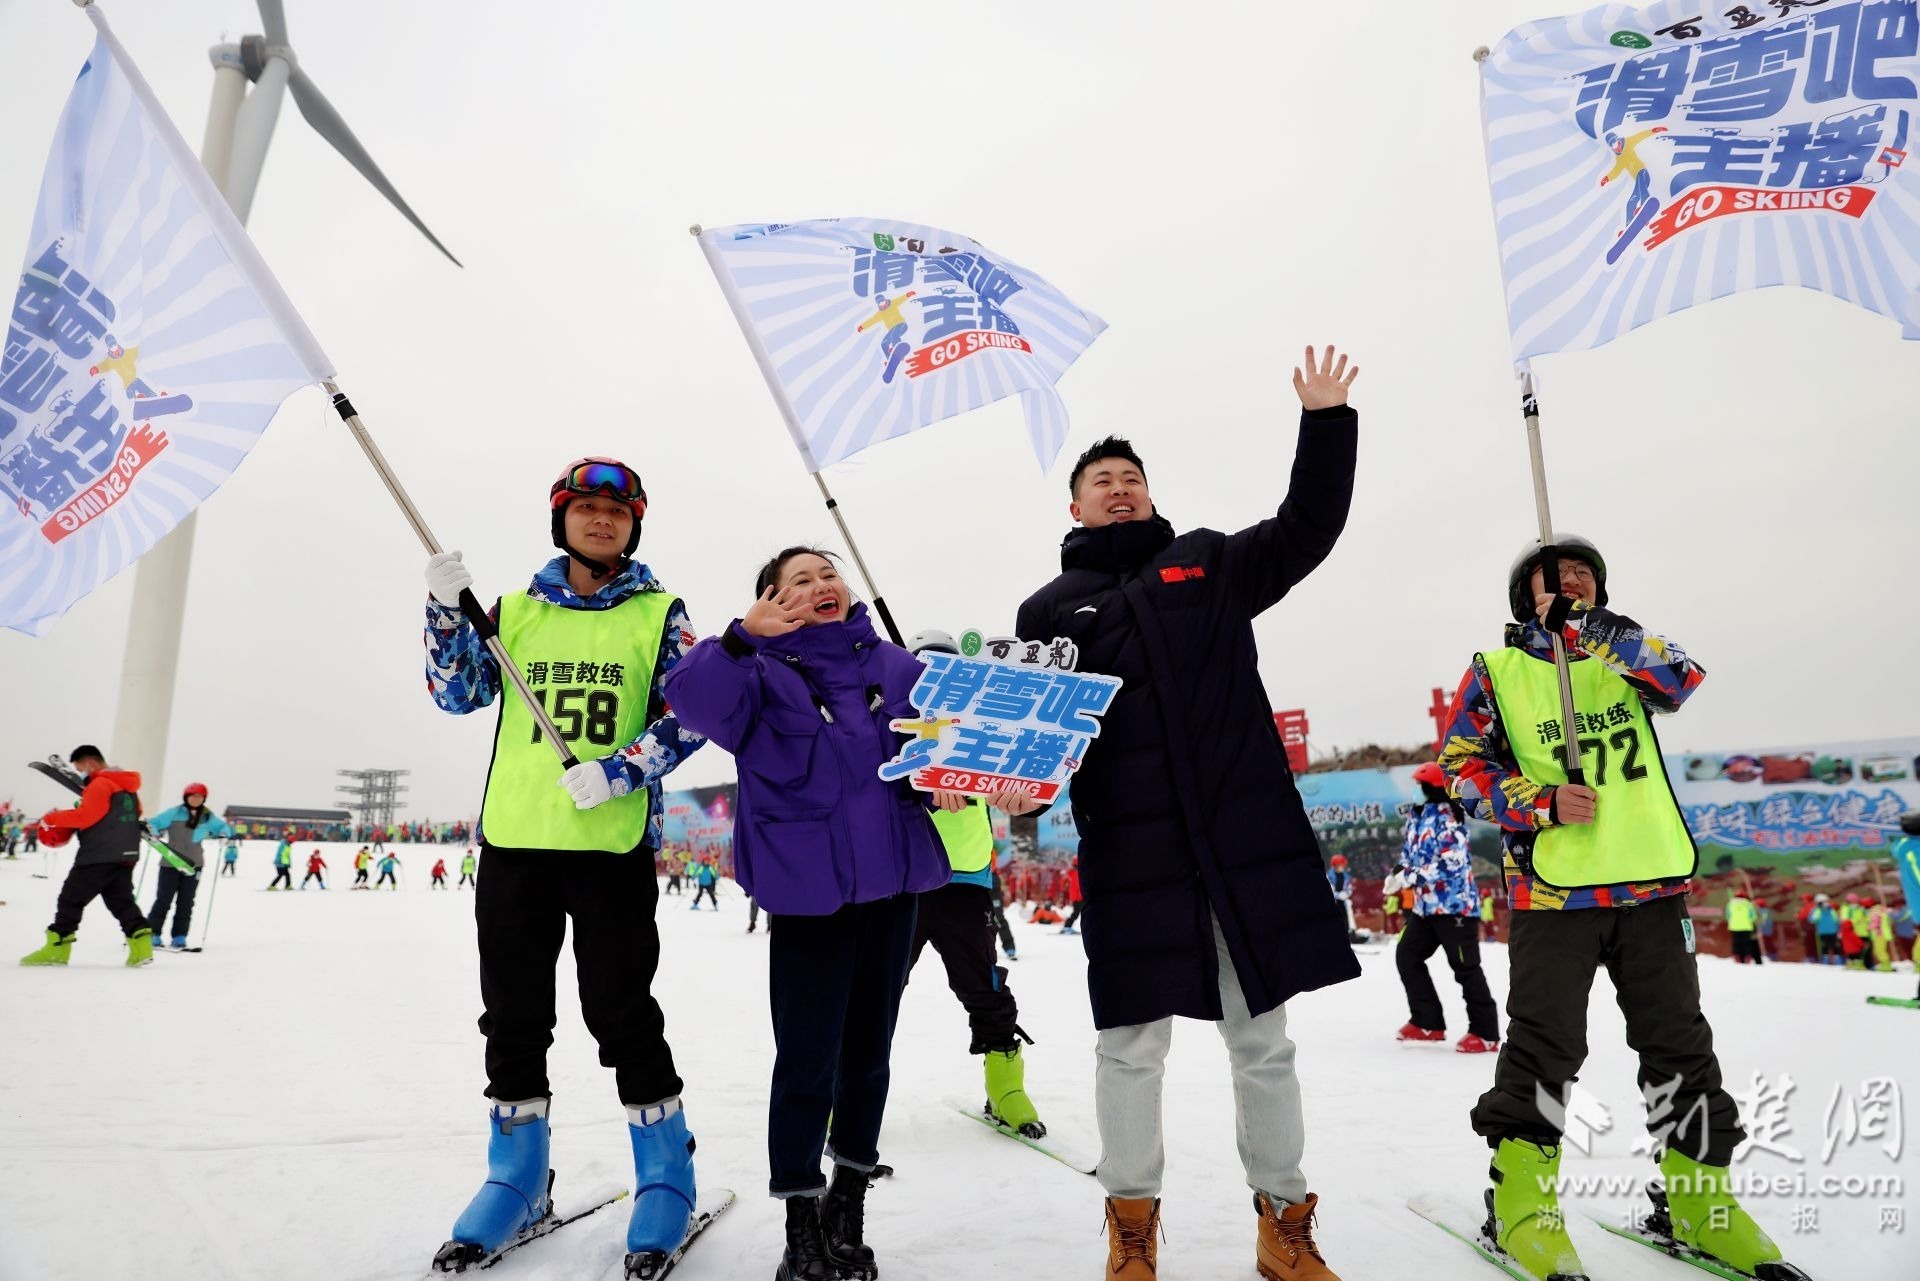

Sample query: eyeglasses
[1546,562,1596,582]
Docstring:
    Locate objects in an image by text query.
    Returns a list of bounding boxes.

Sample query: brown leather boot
[1103,1196,1160,1278]
[1256,1191,1341,1280]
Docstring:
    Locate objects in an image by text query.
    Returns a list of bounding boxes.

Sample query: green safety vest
[1480,646,1697,890]
[478,589,673,852]
[1726,897,1757,931]
[932,802,994,874]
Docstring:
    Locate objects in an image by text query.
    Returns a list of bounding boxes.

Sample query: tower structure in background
[335,768,410,831]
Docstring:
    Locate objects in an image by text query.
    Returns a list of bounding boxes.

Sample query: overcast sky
[1,0,1914,821]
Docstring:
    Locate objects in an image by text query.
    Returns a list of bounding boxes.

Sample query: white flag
[1481,0,1920,367]
[698,219,1104,472]
[0,10,334,635]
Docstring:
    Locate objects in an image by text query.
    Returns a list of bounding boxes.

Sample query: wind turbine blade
[286,66,462,267]
[257,0,289,47]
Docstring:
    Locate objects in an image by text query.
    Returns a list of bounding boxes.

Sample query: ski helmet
[908,628,960,657]
[1506,533,1608,623]
[1900,812,1920,837]
[183,782,208,801]
[1329,854,1348,868]
[550,457,646,574]
[1412,762,1447,790]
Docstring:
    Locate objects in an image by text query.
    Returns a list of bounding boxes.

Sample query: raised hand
[1292,344,1359,410]
[742,586,811,638]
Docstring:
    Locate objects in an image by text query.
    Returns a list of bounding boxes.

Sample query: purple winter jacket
[662,604,950,916]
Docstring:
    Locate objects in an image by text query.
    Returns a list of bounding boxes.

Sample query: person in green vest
[904,630,1046,1138]
[420,457,708,1274]
[267,839,293,890]
[1478,886,1497,940]
[1437,533,1796,1281]
[459,848,478,889]
[1724,890,1760,964]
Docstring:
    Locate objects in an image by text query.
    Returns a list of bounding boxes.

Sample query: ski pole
[196,852,221,949]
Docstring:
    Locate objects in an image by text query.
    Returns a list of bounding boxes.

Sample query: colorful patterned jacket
[1401,802,1480,917]
[1438,604,1704,911]
[424,555,705,851]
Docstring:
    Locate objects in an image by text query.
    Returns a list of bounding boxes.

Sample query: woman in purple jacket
[664,547,951,1281]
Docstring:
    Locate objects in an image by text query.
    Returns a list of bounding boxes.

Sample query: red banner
[902,329,1034,379]
[40,422,170,545]
[910,765,1062,805]
[1274,708,1310,773]
[1643,185,1877,251]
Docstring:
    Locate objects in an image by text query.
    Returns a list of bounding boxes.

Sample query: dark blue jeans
[766,893,918,1196]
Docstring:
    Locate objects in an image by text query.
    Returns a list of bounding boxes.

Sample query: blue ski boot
[434,1098,552,1272]
[623,1100,696,1279]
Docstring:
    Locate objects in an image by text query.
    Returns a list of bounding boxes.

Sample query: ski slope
[0,842,1909,1281]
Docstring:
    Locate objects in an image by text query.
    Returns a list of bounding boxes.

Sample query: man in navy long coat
[1008,346,1362,1281]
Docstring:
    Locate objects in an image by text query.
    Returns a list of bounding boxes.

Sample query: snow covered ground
[0,841,1910,1281]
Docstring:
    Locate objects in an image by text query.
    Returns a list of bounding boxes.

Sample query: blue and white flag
[698,219,1104,472]
[0,9,334,635]
[1481,0,1920,367]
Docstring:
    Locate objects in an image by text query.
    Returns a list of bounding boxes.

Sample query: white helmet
[908,628,960,656]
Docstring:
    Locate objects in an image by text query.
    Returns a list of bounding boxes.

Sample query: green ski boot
[20,930,75,966]
[983,1045,1046,1138]
[1652,1149,1786,1275]
[126,927,155,967]
[1486,1138,1587,1280]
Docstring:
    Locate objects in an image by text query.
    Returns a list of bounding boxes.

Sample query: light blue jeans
[1094,915,1308,1204]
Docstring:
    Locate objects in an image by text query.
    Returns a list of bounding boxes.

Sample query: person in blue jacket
[144,781,234,948]
[1810,894,1842,965]
[689,856,719,911]
[1894,813,1920,998]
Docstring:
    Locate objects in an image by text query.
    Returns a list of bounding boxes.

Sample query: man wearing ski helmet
[143,781,234,949]
[420,457,708,1276]
[1438,534,1796,1280]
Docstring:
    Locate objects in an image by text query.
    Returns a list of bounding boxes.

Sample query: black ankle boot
[821,1165,878,1279]
[776,1194,837,1281]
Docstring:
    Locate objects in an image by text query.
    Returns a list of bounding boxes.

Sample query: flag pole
[692,225,907,646]
[1520,373,1587,788]
[321,382,578,767]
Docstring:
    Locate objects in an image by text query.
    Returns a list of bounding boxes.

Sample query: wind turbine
[112,0,459,796]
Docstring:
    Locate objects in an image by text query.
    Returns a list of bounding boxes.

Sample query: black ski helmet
[549,457,646,577]
[1507,533,1608,623]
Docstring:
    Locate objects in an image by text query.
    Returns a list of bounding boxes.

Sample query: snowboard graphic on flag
[0,27,334,635]
[698,219,1104,472]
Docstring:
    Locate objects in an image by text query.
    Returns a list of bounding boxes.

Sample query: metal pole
[320,382,578,766]
[1520,374,1587,787]
[195,848,221,949]
[693,225,906,646]
[811,473,905,646]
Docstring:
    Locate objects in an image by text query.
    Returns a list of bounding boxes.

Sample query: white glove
[426,550,473,607]
[560,760,614,810]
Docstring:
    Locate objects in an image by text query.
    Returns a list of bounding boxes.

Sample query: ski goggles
[550,460,647,516]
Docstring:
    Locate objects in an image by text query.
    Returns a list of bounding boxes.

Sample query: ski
[623,1189,735,1279]
[28,759,83,796]
[431,1180,627,1273]
[1405,1194,1543,1281]
[1589,1210,1812,1280]
[948,1098,1096,1175]
[1865,995,1919,1009]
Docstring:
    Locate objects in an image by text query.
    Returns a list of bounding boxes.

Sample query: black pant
[52,861,147,937]
[691,884,717,908]
[666,874,682,895]
[767,894,918,1195]
[908,882,1020,1053]
[269,867,291,889]
[221,860,236,876]
[459,873,474,887]
[1396,912,1500,1040]
[303,871,325,889]
[988,890,1016,955]
[1730,930,1763,964]
[1472,895,1743,1164]
[377,871,396,887]
[476,844,682,1107]
[1816,934,1841,961]
[1063,900,1083,928]
[146,864,201,938]
[354,869,368,884]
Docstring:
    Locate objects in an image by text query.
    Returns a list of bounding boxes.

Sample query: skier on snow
[1003,346,1364,1281]
[268,839,293,890]
[902,628,1049,1140]
[421,457,707,1275]
[1391,763,1499,1053]
[144,781,233,949]
[664,546,955,1281]
[1438,533,1794,1280]
[18,745,156,968]
[303,849,328,890]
